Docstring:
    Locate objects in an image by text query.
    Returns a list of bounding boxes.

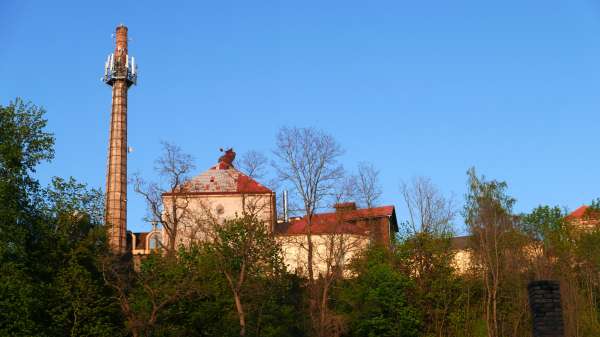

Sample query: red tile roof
[275,206,397,235]
[567,205,589,220]
[166,160,272,195]
[566,205,600,221]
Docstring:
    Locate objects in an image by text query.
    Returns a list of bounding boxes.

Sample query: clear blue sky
[2,0,599,233]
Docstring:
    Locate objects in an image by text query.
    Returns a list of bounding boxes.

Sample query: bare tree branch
[272,127,344,281]
[400,176,456,235]
[133,141,195,254]
[272,127,344,336]
[238,150,269,180]
[354,162,382,209]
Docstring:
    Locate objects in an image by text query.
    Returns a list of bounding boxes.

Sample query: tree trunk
[306,215,319,334]
[233,291,246,336]
[320,284,330,337]
[307,215,315,282]
[169,200,178,253]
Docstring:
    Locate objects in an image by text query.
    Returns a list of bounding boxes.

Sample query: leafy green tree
[42,177,123,337]
[202,214,288,336]
[522,202,600,336]
[0,99,123,336]
[395,232,473,337]
[0,98,55,335]
[464,168,530,337]
[102,249,206,337]
[337,246,421,337]
[117,242,305,337]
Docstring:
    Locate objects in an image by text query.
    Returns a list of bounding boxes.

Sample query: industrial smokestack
[103,24,137,254]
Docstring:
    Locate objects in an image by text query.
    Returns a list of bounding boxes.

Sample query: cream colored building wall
[570,219,600,232]
[452,249,474,274]
[450,243,546,275]
[277,234,369,277]
[162,193,274,247]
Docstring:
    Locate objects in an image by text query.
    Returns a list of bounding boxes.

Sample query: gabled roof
[566,205,589,220]
[165,149,272,195]
[566,205,600,222]
[275,206,397,235]
[182,164,271,194]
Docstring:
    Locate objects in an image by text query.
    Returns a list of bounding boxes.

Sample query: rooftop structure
[275,204,397,237]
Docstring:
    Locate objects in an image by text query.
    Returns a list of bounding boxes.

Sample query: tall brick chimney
[103,25,137,253]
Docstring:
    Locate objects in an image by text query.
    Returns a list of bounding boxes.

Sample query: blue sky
[2,0,599,233]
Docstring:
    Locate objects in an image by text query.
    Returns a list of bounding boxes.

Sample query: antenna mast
[103,24,137,254]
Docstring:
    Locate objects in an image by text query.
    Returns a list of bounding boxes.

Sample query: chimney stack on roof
[334,202,357,213]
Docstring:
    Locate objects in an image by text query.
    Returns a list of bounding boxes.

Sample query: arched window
[148,234,161,250]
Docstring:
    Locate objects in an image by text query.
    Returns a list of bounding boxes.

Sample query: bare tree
[398,177,458,336]
[354,162,382,208]
[318,190,365,337]
[237,150,269,180]
[401,176,456,235]
[272,127,344,336]
[272,127,344,281]
[133,141,195,255]
[276,185,364,337]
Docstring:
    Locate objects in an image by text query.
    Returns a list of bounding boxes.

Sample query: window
[148,234,161,250]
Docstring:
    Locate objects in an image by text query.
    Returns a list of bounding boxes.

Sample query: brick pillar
[528,280,565,337]
[106,25,129,253]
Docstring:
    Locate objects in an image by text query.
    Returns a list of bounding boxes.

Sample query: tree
[202,214,285,336]
[102,250,203,337]
[155,250,306,337]
[313,185,368,337]
[272,126,344,335]
[523,202,600,336]
[464,168,530,337]
[0,99,124,336]
[395,231,472,337]
[0,98,54,259]
[0,98,55,335]
[354,162,382,209]
[521,205,567,279]
[238,150,269,180]
[43,177,123,337]
[133,141,195,254]
[401,176,456,235]
[273,127,344,279]
[338,246,421,337]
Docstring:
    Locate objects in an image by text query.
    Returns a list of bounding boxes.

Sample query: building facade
[129,149,398,276]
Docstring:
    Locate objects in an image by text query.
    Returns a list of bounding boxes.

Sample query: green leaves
[339,246,422,337]
[0,98,54,176]
[0,98,123,336]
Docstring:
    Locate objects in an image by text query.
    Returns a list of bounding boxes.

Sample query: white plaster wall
[277,234,369,277]
[452,249,473,274]
[161,193,274,247]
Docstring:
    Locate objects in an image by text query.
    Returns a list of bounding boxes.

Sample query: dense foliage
[0,99,123,336]
[3,98,600,337]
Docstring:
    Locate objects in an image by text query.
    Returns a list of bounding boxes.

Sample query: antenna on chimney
[103,25,137,254]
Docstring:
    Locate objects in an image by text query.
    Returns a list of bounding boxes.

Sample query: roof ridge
[183,163,271,194]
